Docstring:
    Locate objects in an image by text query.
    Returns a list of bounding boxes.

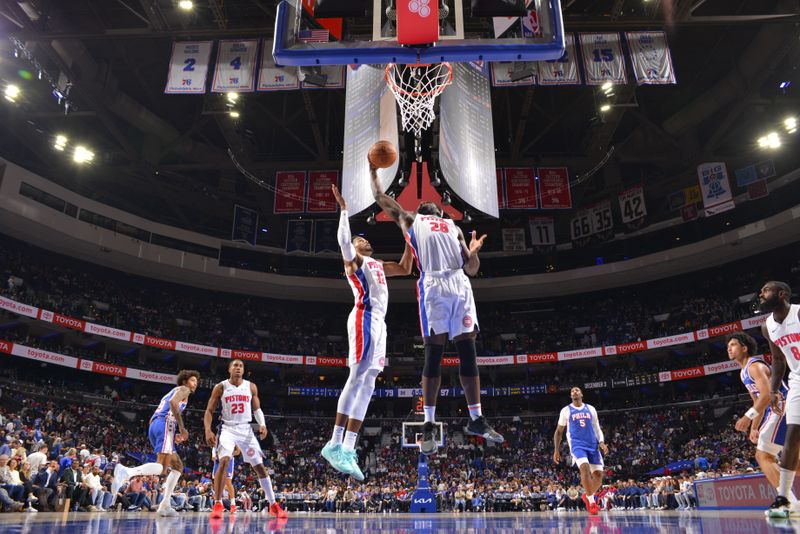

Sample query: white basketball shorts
[347,313,387,370]
[785,378,800,426]
[217,423,264,466]
[416,269,479,339]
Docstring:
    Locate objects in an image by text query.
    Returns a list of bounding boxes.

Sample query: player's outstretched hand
[734,415,751,433]
[749,428,759,445]
[259,426,268,440]
[770,391,785,413]
[469,231,487,255]
[331,184,346,210]
[177,429,189,444]
[553,450,561,464]
[599,442,609,455]
[205,429,217,448]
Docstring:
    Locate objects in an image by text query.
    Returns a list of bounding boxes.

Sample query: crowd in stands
[0,374,756,514]
[2,235,800,361]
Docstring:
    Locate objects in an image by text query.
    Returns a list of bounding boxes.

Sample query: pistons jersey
[406,215,466,273]
[152,387,187,421]
[220,379,252,426]
[741,357,788,405]
[347,258,388,320]
[766,304,800,382]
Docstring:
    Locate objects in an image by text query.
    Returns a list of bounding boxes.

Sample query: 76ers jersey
[152,387,186,420]
[741,357,788,400]
[347,258,388,320]
[406,215,466,273]
[766,304,800,382]
[558,403,601,450]
[220,379,252,426]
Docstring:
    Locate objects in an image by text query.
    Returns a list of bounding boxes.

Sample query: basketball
[368,140,398,169]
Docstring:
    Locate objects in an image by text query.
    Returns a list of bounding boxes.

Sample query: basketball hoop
[385,62,453,138]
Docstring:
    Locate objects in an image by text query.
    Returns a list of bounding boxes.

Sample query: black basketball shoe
[419,422,438,455]
[767,495,791,518]
[463,416,505,443]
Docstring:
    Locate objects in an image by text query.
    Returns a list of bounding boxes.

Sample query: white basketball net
[385,63,453,138]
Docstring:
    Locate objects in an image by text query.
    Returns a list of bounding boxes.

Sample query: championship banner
[211,39,259,93]
[490,62,537,87]
[529,216,555,246]
[301,66,345,89]
[231,205,259,246]
[537,167,572,209]
[624,31,676,85]
[618,185,647,223]
[502,228,526,252]
[306,171,338,213]
[286,219,314,253]
[538,33,581,85]
[497,168,506,208]
[274,171,307,213]
[503,167,537,209]
[164,41,213,94]
[578,33,627,85]
[748,180,769,200]
[697,162,735,216]
[257,39,300,91]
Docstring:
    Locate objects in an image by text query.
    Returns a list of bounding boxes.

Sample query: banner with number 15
[165,41,213,94]
[212,40,258,93]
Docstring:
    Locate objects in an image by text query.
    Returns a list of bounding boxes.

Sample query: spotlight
[441,191,451,205]
[229,111,240,118]
[779,81,791,90]
[366,213,377,225]
[462,211,472,223]
[430,170,441,187]
[398,171,408,187]
[5,84,20,102]
[226,92,239,103]
[600,104,611,112]
[767,132,781,149]
[178,0,194,10]
[785,117,797,133]
[601,81,613,91]
[73,145,94,164]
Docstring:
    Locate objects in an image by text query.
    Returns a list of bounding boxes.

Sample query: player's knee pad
[422,344,445,378]
[455,339,478,377]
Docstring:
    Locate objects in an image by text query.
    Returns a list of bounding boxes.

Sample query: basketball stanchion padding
[396,0,440,45]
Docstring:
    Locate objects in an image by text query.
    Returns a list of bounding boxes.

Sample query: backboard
[273,0,565,66]
[402,422,445,449]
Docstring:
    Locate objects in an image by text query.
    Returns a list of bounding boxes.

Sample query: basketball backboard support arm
[272,0,565,66]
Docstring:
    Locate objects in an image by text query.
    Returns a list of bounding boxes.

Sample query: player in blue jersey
[111,370,200,516]
[553,387,609,515]
[728,332,792,499]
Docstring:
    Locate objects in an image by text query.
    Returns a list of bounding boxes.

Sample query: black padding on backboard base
[314,0,369,18]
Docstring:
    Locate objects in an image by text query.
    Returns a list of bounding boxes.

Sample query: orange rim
[384,63,453,98]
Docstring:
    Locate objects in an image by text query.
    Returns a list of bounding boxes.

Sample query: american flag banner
[298,29,330,43]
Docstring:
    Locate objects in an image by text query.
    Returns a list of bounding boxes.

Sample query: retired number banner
[539,33,581,85]
[212,39,258,92]
[301,66,346,89]
[257,39,299,91]
[697,162,735,216]
[570,209,593,241]
[625,31,677,85]
[529,216,555,246]
[618,185,647,223]
[537,167,572,209]
[579,33,627,85]
[490,62,537,87]
[274,171,307,213]
[306,171,338,213]
[165,41,213,94]
[590,200,613,234]
[504,168,537,209]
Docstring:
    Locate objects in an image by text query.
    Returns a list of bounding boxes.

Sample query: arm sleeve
[338,210,357,262]
[557,407,569,427]
[589,405,605,443]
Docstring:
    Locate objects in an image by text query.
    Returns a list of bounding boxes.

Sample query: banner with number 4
[618,185,647,223]
[165,41,213,94]
[212,40,258,92]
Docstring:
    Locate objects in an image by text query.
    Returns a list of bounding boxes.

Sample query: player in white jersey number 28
[320,185,413,481]
[761,281,800,518]
[370,157,504,455]
[204,359,288,520]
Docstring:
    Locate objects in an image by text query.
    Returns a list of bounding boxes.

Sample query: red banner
[274,171,307,213]
[0,340,12,354]
[53,313,86,332]
[442,357,460,367]
[707,321,742,338]
[538,167,572,209]
[497,168,506,209]
[306,171,338,213]
[91,361,127,377]
[615,341,647,354]
[311,356,346,367]
[504,168,537,209]
[143,336,177,351]
[231,349,262,362]
[670,366,705,381]
[523,352,558,363]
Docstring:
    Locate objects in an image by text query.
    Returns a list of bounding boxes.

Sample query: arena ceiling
[0,0,798,254]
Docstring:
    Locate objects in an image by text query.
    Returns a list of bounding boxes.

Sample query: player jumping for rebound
[204,359,287,520]
[369,161,504,454]
[112,370,200,516]
[760,281,800,518]
[321,184,413,480]
[553,387,609,516]
[728,332,791,499]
